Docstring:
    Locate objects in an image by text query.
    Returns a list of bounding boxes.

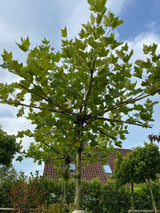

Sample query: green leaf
[105,32,123,49]
[101,160,106,165]
[16,36,30,52]
[1,49,12,61]
[9,60,23,73]
[134,66,143,78]
[143,43,157,55]
[96,13,103,25]
[0,62,10,69]
[90,13,95,25]
[42,37,50,45]
[16,155,23,162]
[88,0,107,13]
[122,43,128,51]
[61,26,67,38]
[17,107,24,117]
[96,25,105,36]
[105,94,113,105]
[104,11,123,28]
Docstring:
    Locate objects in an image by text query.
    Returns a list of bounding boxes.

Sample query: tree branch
[40,139,65,156]
[94,116,152,128]
[2,99,70,116]
[82,60,95,112]
[98,129,117,140]
[100,89,160,115]
[19,83,76,116]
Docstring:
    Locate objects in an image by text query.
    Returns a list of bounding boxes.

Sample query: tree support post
[74,147,82,210]
[146,179,157,213]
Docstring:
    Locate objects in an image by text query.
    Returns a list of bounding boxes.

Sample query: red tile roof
[43,148,132,183]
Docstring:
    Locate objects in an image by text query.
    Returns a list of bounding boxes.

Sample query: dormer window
[103,163,112,174]
[69,162,75,173]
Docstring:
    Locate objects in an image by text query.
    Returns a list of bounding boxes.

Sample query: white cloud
[0,18,21,45]
[127,32,160,62]
[0,103,35,151]
[66,0,90,39]
[13,158,44,176]
[66,0,133,39]
[1,115,33,135]
[106,0,130,15]
[146,21,160,35]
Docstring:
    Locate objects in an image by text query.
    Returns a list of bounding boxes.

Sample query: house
[43,148,132,183]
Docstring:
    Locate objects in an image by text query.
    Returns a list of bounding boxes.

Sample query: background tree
[1,0,160,209]
[148,133,160,143]
[114,143,160,213]
[114,151,137,213]
[0,127,20,167]
[131,143,160,213]
[0,165,17,183]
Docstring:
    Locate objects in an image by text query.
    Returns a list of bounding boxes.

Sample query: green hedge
[0,173,160,212]
[134,181,160,210]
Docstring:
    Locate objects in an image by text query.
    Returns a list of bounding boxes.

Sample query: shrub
[0,177,13,208]
[1,172,160,213]
[10,172,47,212]
[134,181,160,210]
[81,179,103,213]
[101,181,131,213]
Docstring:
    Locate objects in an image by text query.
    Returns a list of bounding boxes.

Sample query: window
[103,163,112,174]
[69,162,75,173]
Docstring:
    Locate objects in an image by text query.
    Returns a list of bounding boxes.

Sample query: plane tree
[0,0,160,209]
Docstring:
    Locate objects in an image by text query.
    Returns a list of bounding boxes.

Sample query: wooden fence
[0,208,35,212]
[128,210,160,213]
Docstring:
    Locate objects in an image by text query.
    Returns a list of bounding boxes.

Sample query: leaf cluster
[114,143,160,185]
[0,127,20,166]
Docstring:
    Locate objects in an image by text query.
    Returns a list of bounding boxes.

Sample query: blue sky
[0,0,160,175]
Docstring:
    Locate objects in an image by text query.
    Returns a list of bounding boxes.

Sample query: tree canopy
[0,127,20,166]
[0,165,17,182]
[0,0,160,209]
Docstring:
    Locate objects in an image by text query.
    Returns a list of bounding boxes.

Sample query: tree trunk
[63,179,68,203]
[146,179,157,213]
[131,182,135,213]
[63,160,70,203]
[74,148,82,210]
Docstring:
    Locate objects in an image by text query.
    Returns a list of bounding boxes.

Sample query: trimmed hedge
[0,173,160,213]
